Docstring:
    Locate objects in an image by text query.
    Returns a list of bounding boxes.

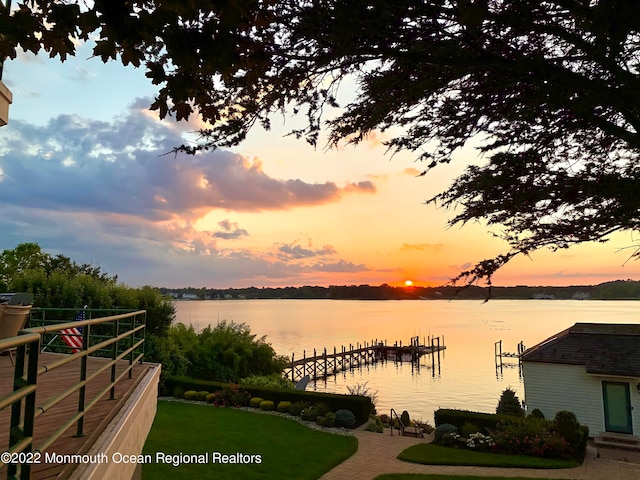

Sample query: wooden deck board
[0,352,150,479]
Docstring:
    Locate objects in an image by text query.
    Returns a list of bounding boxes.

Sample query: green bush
[206,393,216,404]
[183,390,198,401]
[299,403,331,421]
[529,408,545,419]
[277,401,292,413]
[250,397,264,408]
[335,409,356,428]
[364,417,384,433]
[554,410,579,445]
[208,385,251,407]
[240,374,295,389]
[172,386,185,399]
[260,400,275,411]
[379,413,391,426]
[434,423,459,444]
[288,401,310,417]
[400,410,410,426]
[434,408,513,433]
[317,412,336,428]
[461,422,480,438]
[196,391,209,402]
[496,387,525,416]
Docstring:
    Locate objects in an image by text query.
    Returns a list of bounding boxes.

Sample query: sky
[1,40,640,289]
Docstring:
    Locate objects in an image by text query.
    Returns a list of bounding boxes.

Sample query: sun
[405,280,413,287]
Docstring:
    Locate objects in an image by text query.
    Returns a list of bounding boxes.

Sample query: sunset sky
[2,41,640,288]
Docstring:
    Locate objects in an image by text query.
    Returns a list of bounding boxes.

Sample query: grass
[374,475,570,480]
[398,444,579,469]
[142,400,358,480]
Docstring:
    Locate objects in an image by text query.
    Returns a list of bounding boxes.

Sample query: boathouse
[521,323,640,440]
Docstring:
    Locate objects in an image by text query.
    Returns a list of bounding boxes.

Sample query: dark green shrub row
[165,375,371,425]
[434,409,515,433]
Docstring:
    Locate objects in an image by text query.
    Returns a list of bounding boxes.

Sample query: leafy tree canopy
[3,1,640,283]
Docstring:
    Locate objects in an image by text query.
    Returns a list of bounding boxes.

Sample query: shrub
[461,422,480,438]
[183,390,198,401]
[206,393,216,404]
[364,417,384,433]
[260,400,275,411]
[400,410,410,426]
[249,397,264,408]
[434,408,511,433]
[172,386,185,399]
[489,417,572,459]
[277,401,292,413]
[529,408,545,419]
[496,387,525,416]
[379,413,391,426]
[240,374,296,390]
[554,410,579,445]
[196,391,209,402]
[288,401,310,417]
[335,409,357,428]
[317,412,336,428]
[208,385,251,407]
[300,403,331,421]
[346,381,378,414]
[466,432,494,452]
[434,423,459,444]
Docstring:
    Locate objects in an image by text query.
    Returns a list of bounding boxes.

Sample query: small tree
[496,387,525,417]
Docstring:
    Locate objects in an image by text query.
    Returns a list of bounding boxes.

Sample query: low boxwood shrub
[183,390,198,401]
[529,408,545,419]
[335,409,356,428]
[277,401,292,413]
[260,400,275,411]
[249,397,264,408]
[196,391,209,402]
[364,417,384,433]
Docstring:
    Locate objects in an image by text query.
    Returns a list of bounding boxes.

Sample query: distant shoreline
[162,279,640,301]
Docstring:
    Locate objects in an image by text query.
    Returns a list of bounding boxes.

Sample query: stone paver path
[320,431,640,480]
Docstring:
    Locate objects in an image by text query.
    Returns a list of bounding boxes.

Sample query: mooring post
[313,348,317,379]
[324,347,327,377]
[291,353,295,382]
[333,346,337,373]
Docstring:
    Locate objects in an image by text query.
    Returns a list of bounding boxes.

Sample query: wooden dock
[283,335,445,382]
[494,340,525,377]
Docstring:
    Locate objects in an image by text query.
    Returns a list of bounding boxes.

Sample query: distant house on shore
[522,323,640,438]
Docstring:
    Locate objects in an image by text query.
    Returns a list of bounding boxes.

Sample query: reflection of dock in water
[283,335,446,382]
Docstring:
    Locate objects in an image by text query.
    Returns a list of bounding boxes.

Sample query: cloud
[0,101,376,220]
[403,167,422,176]
[277,241,337,260]
[401,243,445,252]
[214,219,249,240]
[309,260,367,272]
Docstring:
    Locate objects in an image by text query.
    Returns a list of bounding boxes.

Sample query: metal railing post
[110,319,119,399]
[75,324,90,437]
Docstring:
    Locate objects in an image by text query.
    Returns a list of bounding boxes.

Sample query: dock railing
[0,308,146,480]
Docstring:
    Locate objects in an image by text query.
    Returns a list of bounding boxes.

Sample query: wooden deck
[0,352,151,479]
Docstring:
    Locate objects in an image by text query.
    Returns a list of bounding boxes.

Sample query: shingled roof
[521,323,640,377]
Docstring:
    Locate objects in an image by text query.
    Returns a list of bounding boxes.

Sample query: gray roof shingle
[521,323,640,377]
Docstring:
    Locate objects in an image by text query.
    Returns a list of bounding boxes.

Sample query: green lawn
[142,400,358,480]
[398,444,579,469]
[375,475,570,480]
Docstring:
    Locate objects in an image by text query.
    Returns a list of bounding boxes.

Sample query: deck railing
[0,308,146,480]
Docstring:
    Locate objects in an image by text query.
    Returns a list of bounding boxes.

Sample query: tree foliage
[3,2,640,282]
[168,321,288,382]
[1,243,174,336]
[496,387,525,417]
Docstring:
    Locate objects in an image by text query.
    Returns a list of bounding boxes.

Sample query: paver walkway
[319,430,640,480]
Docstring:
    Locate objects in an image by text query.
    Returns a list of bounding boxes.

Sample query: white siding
[522,362,640,437]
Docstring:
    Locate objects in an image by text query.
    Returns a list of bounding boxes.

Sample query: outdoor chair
[0,304,33,365]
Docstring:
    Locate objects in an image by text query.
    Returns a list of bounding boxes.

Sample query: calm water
[174,299,639,423]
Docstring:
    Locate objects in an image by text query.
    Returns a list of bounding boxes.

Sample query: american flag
[61,309,85,353]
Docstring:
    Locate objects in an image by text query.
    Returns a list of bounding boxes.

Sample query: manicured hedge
[165,375,371,425]
[434,408,516,433]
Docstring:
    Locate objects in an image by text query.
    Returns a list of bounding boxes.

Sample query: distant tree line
[161,280,640,301]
